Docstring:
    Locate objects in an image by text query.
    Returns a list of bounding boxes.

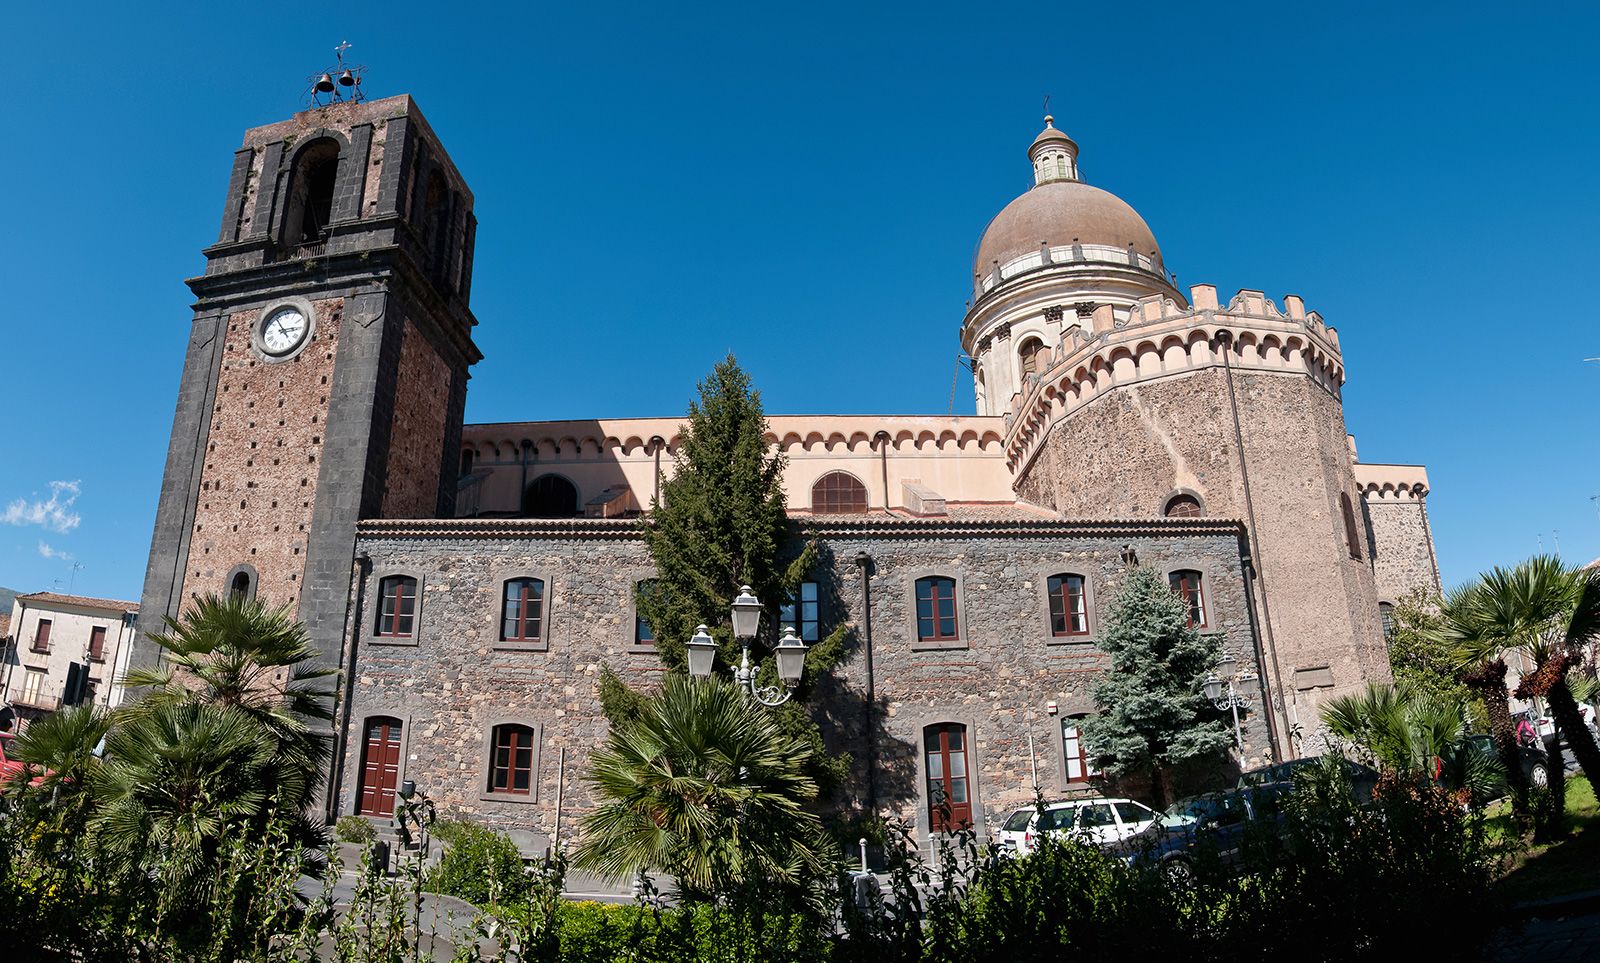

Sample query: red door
[358,717,402,816]
[925,724,973,832]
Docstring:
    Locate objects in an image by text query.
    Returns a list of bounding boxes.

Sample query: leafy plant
[337,814,378,844]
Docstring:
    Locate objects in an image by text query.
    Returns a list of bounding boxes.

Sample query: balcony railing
[11,693,60,712]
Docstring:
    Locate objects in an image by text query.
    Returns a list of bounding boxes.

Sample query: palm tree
[1444,558,1600,791]
[123,592,337,811]
[1322,683,1499,802]
[8,704,110,793]
[1437,582,1530,815]
[573,675,831,901]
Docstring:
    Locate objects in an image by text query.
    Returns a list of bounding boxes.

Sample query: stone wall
[1013,363,1390,749]
[337,518,1269,844]
[379,317,453,519]
[1363,493,1441,603]
[180,298,343,610]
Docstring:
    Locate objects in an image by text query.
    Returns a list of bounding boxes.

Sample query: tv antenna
[306,40,368,107]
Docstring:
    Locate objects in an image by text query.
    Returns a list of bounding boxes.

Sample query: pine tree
[1078,567,1232,804]
[599,355,850,793]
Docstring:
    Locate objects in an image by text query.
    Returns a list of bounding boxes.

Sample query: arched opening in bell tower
[283,138,341,247]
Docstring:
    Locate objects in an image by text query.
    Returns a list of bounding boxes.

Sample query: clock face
[259,306,310,356]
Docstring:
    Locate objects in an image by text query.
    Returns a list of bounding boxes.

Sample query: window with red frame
[924,723,973,831]
[1047,574,1089,637]
[500,578,545,643]
[88,625,107,661]
[1164,493,1203,518]
[1169,570,1206,629]
[1062,718,1101,783]
[376,577,418,638]
[31,619,52,653]
[916,577,959,642]
[489,724,536,795]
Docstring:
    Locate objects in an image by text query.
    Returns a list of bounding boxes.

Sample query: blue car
[1116,783,1292,884]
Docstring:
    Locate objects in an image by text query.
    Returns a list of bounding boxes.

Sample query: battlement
[998,284,1347,473]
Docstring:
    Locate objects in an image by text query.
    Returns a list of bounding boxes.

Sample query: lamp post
[1203,660,1253,752]
[686,585,807,707]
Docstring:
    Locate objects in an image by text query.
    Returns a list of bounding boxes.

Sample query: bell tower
[135,93,481,681]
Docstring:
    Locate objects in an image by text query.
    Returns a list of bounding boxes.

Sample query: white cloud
[4,480,82,534]
[37,541,73,562]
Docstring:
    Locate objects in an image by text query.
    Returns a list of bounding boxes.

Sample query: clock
[258,304,311,357]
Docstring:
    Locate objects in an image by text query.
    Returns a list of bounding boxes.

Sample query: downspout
[1217,331,1293,758]
[1417,492,1443,596]
[1235,536,1282,763]
[650,436,665,507]
[328,550,371,823]
[854,551,878,815]
[873,431,890,511]
[2,600,25,698]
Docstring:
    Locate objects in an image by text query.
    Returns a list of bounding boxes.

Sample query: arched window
[1062,716,1100,783]
[1341,492,1364,560]
[1164,494,1203,518]
[1046,573,1088,637]
[422,170,452,284]
[1169,570,1206,629]
[522,475,578,518]
[357,716,402,816]
[460,448,475,476]
[488,723,536,795]
[915,576,960,642]
[1018,337,1047,377]
[811,471,868,514]
[230,570,252,601]
[501,578,545,643]
[924,723,972,831]
[283,138,340,246]
[1379,602,1396,642]
[376,576,418,638]
[634,580,658,646]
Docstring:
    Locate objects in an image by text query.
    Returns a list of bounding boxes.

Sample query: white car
[994,798,1160,854]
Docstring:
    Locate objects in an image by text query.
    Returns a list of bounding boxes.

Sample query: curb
[1507,887,1600,922]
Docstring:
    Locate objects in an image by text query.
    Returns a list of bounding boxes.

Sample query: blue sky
[1,2,1595,601]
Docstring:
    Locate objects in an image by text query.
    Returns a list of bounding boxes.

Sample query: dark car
[1116,783,1293,884]
[1465,734,1549,793]
[1239,756,1379,803]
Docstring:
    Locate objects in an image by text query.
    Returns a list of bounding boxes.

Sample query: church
[134,91,1441,845]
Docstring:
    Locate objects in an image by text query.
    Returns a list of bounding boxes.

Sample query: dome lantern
[1029,115,1079,186]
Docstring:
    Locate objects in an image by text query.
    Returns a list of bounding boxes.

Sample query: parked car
[1115,783,1293,884]
[0,731,49,792]
[1239,757,1379,802]
[1465,733,1549,792]
[994,797,1160,854]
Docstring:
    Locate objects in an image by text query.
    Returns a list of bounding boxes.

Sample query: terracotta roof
[16,592,139,613]
[975,180,1161,276]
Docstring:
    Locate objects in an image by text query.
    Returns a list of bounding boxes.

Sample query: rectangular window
[1047,574,1089,637]
[21,669,45,704]
[916,577,959,642]
[31,619,52,654]
[490,725,536,795]
[1062,720,1100,782]
[1169,571,1206,629]
[635,580,657,645]
[924,723,973,831]
[88,625,107,661]
[376,577,418,638]
[500,579,545,642]
[780,581,820,643]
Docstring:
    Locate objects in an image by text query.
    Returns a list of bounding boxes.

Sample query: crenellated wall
[1355,464,1441,604]
[1008,284,1388,750]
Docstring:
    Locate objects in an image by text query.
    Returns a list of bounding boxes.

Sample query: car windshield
[1001,809,1033,832]
[1160,795,1223,827]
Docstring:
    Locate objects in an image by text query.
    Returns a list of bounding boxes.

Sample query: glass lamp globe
[687,624,718,678]
[775,625,808,687]
[731,585,762,640]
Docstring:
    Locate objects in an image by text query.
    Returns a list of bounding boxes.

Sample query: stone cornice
[356,516,1246,541]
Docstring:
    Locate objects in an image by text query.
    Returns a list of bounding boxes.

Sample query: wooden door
[357,717,402,816]
[925,723,973,832]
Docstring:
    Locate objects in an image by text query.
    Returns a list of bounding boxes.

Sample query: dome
[973,179,1162,278]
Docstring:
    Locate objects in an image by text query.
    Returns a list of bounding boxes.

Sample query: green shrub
[555,900,828,963]
[335,814,376,844]
[423,820,530,907]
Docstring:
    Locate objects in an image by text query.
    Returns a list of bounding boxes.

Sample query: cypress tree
[1079,566,1232,804]
[599,355,850,792]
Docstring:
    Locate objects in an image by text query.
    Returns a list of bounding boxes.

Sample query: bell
[315,73,335,93]
[338,69,355,87]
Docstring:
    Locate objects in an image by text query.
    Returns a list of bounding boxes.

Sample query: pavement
[1491,892,1600,962]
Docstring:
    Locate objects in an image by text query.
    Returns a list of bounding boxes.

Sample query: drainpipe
[2,600,25,699]
[873,431,890,511]
[1217,331,1293,758]
[328,550,371,823]
[1235,537,1282,763]
[854,551,878,815]
[650,436,666,508]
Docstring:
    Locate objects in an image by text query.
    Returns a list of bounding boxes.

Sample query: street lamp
[1203,660,1252,751]
[686,585,807,706]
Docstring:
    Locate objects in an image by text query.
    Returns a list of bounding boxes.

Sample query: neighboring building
[2,592,139,723]
[134,94,1441,845]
